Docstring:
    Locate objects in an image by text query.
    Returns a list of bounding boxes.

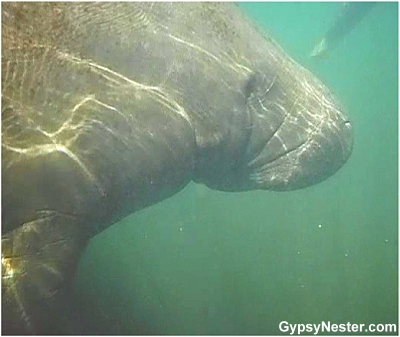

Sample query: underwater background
[67,3,398,335]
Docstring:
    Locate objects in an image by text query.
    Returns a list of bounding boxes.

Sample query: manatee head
[198,54,353,193]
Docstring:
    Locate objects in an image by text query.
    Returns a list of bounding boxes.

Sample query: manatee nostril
[343,120,353,137]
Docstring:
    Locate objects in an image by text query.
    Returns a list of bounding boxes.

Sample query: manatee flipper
[311,2,377,58]
[2,214,87,334]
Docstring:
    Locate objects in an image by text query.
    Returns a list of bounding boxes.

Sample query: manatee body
[1,3,353,334]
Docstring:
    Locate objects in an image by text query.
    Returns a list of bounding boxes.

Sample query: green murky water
[69,3,398,335]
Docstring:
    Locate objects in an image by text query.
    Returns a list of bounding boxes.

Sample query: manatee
[1,3,353,334]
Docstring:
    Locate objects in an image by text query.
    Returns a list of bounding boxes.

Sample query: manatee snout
[245,67,353,191]
[284,97,353,191]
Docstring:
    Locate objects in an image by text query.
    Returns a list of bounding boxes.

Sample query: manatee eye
[242,72,277,103]
[242,73,258,100]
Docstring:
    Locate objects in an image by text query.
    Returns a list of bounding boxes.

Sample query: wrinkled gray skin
[2,3,353,334]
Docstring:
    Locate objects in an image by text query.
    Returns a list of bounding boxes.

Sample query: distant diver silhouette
[311,2,377,59]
